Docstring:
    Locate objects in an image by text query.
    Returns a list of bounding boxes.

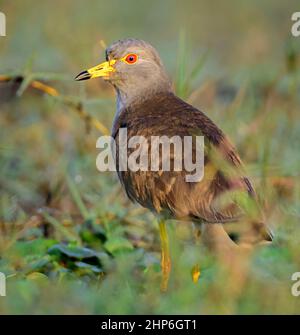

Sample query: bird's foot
[191,263,201,283]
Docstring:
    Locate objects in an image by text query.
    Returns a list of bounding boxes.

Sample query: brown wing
[112,92,271,240]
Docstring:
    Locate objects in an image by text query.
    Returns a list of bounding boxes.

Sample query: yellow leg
[159,220,171,292]
[191,264,201,283]
[192,226,201,283]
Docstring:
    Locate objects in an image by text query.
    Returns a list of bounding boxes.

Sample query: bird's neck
[114,78,173,112]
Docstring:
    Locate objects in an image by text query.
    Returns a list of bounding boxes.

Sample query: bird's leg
[191,263,201,283]
[158,220,171,292]
[191,225,201,283]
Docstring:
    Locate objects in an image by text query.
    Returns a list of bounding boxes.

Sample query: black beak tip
[75,70,91,81]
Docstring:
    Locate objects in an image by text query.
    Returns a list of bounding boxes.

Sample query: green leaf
[48,244,97,259]
[104,237,134,255]
[12,239,57,257]
[48,244,108,265]
[74,261,102,273]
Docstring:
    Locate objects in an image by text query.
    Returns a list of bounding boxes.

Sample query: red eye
[124,53,138,64]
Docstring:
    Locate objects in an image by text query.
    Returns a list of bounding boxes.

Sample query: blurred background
[0,0,300,314]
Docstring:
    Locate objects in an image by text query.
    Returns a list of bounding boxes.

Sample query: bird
[76,38,272,291]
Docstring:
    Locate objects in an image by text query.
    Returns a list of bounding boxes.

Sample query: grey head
[76,38,172,107]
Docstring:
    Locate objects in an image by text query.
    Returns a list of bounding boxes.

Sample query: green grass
[0,0,300,314]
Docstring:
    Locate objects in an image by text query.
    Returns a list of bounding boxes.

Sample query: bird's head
[75,38,172,104]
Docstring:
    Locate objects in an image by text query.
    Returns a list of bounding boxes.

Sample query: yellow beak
[75,60,116,81]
